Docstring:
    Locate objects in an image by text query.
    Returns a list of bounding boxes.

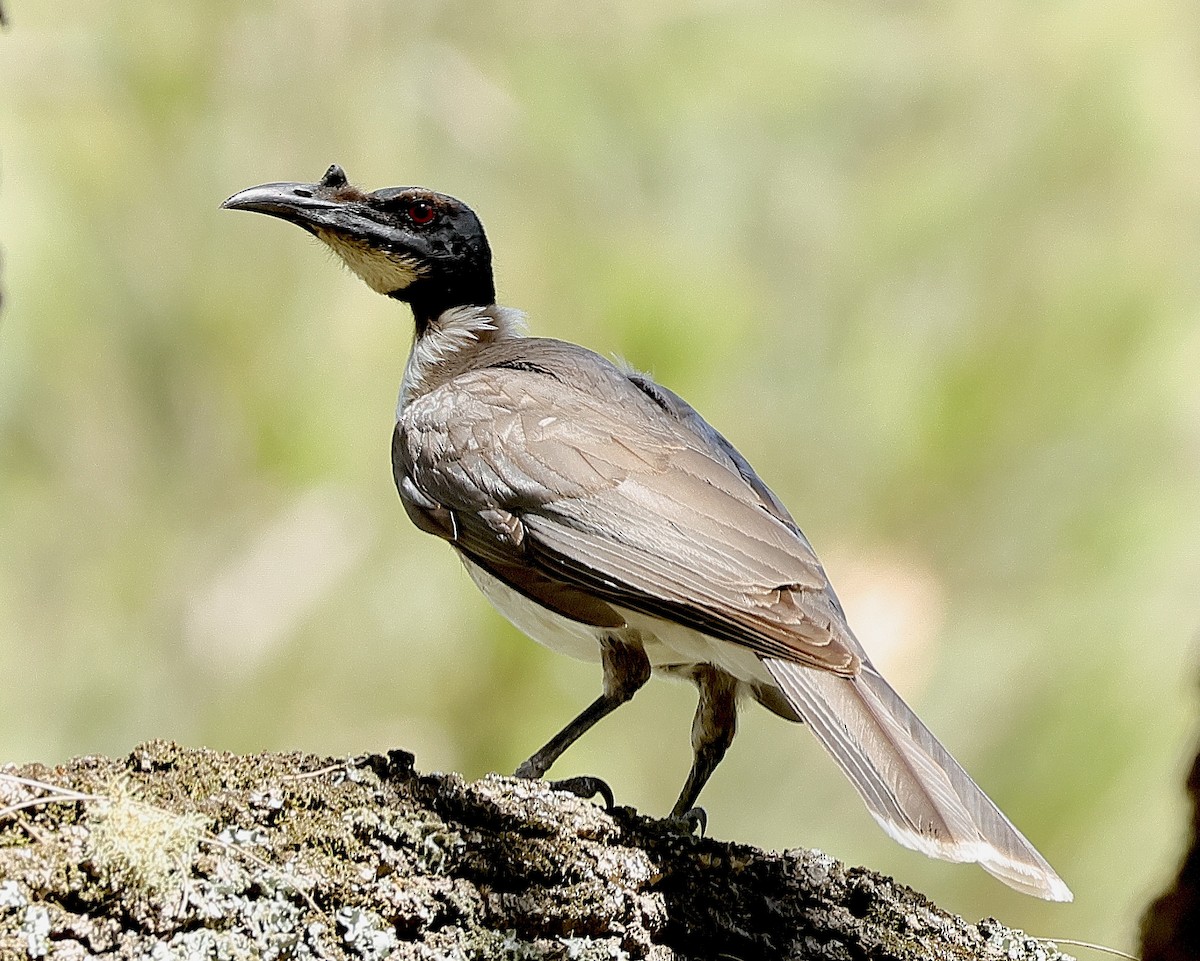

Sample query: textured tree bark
[0,742,1070,960]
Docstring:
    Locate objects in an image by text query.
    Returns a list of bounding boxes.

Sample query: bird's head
[222,164,495,331]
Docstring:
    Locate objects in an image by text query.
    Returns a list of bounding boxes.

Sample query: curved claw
[547,775,616,811]
[665,806,707,837]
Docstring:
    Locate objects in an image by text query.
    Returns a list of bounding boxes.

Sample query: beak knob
[320,164,348,189]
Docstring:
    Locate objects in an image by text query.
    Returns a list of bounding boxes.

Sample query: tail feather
[764,657,1072,901]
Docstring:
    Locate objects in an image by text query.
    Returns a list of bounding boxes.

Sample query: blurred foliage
[3,0,1200,950]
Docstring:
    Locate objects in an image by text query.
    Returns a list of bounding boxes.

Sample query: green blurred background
[3,0,1199,951]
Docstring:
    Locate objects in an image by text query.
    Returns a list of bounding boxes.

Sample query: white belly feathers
[461,556,775,687]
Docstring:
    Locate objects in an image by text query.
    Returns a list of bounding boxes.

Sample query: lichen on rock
[0,741,1068,960]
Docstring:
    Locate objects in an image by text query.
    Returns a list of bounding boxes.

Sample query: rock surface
[0,742,1071,960]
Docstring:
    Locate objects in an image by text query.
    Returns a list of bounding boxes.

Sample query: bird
[223,164,1072,901]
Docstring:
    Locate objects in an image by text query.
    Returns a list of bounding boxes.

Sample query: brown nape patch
[323,183,368,203]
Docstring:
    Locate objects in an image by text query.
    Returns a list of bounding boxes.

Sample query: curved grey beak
[221,181,347,233]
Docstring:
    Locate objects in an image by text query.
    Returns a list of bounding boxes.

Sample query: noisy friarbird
[223,165,1071,900]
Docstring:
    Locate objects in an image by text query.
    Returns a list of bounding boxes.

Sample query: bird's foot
[513,758,616,811]
[546,775,615,811]
[664,806,707,836]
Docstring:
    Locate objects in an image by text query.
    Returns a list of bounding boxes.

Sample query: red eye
[408,201,436,226]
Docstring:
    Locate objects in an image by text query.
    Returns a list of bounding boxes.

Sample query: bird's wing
[396,347,859,674]
[622,372,853,621]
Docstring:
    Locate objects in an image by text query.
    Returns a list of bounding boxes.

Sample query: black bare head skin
[223,164,496,332]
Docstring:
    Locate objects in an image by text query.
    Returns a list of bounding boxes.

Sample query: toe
[547,775,615,810]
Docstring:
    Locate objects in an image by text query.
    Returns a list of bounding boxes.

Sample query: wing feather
[396,346,857,673]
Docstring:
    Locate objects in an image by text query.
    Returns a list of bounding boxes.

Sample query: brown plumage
[223,166,1072,900]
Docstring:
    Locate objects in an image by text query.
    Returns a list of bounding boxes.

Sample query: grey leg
[670,666,739,818]
[515,635,651,779]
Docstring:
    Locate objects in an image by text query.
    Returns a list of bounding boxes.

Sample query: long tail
[763,657,1072,901]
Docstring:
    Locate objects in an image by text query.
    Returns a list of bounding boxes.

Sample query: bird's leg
[669,666,739,830]
[515,635,650,793]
